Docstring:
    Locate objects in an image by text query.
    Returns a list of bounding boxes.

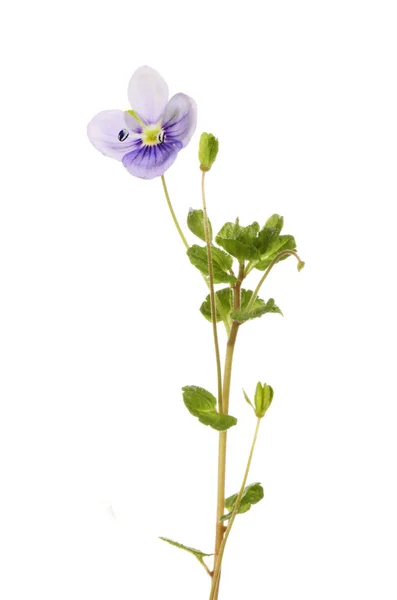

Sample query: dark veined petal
[127,66,169,124]
[87,110,141,161]
[162,93,197,148]
[122,141,182,179]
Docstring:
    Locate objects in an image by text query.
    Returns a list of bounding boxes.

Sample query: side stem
[210,418,262,600]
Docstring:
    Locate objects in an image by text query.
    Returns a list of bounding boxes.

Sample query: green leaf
[159,537,213,560]
[187,209,212,242]
[221,483,264,521]
[255,214,284,255]
[182,386,237,431]
[215,220,261,261]
[200,288,233,324]
[231,297,283,323]
[255,235,297,270]
[187,245,236,284]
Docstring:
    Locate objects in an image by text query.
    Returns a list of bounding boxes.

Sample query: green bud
[297,260,305,272]
[199,133,219,172]
[254,382,274,418]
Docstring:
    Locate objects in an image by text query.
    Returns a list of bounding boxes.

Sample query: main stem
[201,171,223,412]
[212,263,244,600]
[210,418,261,600]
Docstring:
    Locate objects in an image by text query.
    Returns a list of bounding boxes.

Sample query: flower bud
[254,382,274,418]
[199,133,219,171]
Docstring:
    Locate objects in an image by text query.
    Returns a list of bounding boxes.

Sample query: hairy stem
[201,171,223,412]
[245,250,303,312]
[212,263,244,600]
[210,418,262,600]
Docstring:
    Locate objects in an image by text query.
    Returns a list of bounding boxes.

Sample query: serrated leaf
[187,245,236,284]
[159,537,213,559]
[231,298,282,323]
[220,483,264,521]
[187,209,212,242]
[200,288,233,324]
[182,386,237,431]
[215,221,261,261]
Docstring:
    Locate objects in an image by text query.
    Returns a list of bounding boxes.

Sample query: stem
[201,171,223,412]
[245,250,303,312]
[212,264,244,600]
[161,175,190,250]
[160,175,231,336]
[210,418,262,600]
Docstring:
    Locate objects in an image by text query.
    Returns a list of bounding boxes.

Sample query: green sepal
[159,537,213,560]
[187,208,212,242]
[220,482,264,521]
[231,297,282,323]
[187,245,237,284]
[254,382,274,418]
[243,389,255,410]
[200,288,233,325]
[215,220,261,261]
[182,386,237,431]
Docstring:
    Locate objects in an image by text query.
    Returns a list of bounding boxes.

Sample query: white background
[1,1,397,598]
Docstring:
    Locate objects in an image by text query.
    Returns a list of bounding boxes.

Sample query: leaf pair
[182,386,237,431]
[200,288,282,325]
[215,214,296,269]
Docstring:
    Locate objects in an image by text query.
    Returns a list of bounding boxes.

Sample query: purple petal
[87,110,141,161]
[162,93,197,148]
[122,141,182,180]
[127,66,169,124]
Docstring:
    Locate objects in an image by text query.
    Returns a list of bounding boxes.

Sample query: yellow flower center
[143,124,163,146]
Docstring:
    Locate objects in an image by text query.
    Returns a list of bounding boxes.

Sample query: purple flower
[87,66,197,180]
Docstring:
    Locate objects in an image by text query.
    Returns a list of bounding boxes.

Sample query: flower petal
[87,110,141,161]
[162,93,197,148]
[122,141,182,180]
[127,66,169,124]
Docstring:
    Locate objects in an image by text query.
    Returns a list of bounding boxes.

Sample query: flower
[87,66,197,180]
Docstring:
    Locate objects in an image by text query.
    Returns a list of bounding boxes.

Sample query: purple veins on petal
[122,140,182,180]
[162,93,197,148]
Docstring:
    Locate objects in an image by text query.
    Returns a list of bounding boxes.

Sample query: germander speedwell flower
[87,66,197,179]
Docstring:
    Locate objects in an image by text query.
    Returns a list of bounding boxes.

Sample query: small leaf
[200,288,233,323]
[182,386,237,431]
[159,537,213,561]
[221,483,264,521]
[187,209,212,242]
[231,298,283,323]
[215,221,261,261]
[187,245,236,284]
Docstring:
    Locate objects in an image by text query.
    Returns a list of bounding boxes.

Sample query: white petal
[127,66,169,124]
